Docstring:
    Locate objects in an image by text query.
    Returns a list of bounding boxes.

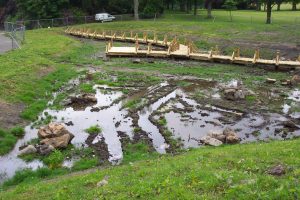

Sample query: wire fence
[1,13,160,50]
[12,14,160,30]
[3,22,26,49]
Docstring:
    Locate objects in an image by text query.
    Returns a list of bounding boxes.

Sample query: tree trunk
[277,3,281,11]
[256,2,261,11]
[263,3,266,11]
[207,0,213,18]
[266,0,272,24]
[185,0,189,13]
[194,0,197,15]
[292,1,297,10]
[180,1,185,11]
[134,0,139,20]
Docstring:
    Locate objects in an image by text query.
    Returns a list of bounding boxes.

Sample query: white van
[95,13,116,22]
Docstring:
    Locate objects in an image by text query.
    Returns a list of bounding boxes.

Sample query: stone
[132,58,141,64]
[281,120,299,129]
[19,145,37,156]
[41,133,74,149]
[38,123,70,139]
[97,176,109,187]
[65,121,74,126]
[223,127,240,144]
[224,88,245,100]
[224,89,236,100]
[234,90,245,100]
[90,107,100,112]
[267,164,286,176]
[207,130,226,143]
[71,94,97,104]
[266,78,276,84]
[291,75,300,86]
[226,135,240,144]
[38,144,55,155]
[200,136,223,147]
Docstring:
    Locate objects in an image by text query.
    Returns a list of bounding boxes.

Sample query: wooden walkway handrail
[65,28,300,69]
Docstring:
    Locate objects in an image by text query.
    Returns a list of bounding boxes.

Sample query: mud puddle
[0,85,133,182]
[1,78,300,183]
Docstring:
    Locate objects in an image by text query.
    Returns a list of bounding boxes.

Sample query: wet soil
[0,100,26,129]
[1,73,300,182]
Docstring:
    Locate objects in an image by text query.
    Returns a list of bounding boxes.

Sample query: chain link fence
[13,14,161,30]
[4,22,26,49]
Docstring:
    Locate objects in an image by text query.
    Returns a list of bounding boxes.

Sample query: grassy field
[0,139,299,199]
[77,9,300,59]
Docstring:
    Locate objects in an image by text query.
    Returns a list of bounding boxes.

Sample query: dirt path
[0,32,12,54]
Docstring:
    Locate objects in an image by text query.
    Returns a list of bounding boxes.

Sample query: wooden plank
[67,29,300,68]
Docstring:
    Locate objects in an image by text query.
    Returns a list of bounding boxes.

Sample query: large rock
[41,133,74,149]
[38,123,70,139]
[37,123,74,149]
[19,145,37,156]
[223,127,240,144]
[267,164,286,176]
[207,130,226,143]
[200,136,223,147]
[38,144,55,156]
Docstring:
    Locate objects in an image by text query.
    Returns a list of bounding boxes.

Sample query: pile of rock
[200,127,240,147]
[19,123,74,156]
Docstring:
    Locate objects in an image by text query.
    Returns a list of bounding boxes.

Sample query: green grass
[77,10,300,58]
[9,126,25,137]
[0,29,101,122]
[85,125,102,134]
[122,142,159,164]
[0,129,17,155]
[1,139,299,199]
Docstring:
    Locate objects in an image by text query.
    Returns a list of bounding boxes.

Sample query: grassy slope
[1,139,299,199]
[0,29,103,154]
[0,29,79,121]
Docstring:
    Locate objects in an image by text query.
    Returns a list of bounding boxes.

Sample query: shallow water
[1,80,299,183]
[0,85,133,182]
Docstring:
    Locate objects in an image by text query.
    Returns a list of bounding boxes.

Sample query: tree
[206,0,213,18]
[266,0,272,24]
[134,0,139,20]
[17,0,68,19]
[194,0,197,15]
[275,0,283,10]
[223,0,237,22]
[291,0,299,10]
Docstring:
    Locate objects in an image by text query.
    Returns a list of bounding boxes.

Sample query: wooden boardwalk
[65,28,300,69]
